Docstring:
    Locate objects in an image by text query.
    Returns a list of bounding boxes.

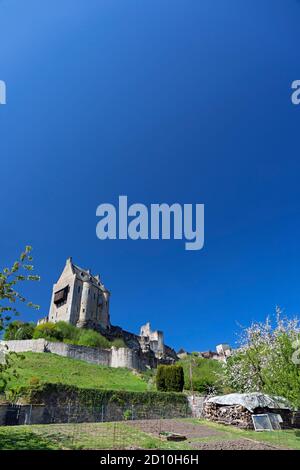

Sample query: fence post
[26,404,32,425]
[68,402,71,423]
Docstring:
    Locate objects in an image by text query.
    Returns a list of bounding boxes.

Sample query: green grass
[0,423,189,450]
[178,356,224,393]
[2,418,299,450]
[5,352,148,393]
[187,418,300,450]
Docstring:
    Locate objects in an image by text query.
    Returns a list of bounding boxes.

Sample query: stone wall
[0,339,151,371]
[187,395,205,418]
[1,386,191,425]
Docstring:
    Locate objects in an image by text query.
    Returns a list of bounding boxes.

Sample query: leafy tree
[4,321,35,340]
[156,365,184,392]
[0,246,40,391]
[156,365,167,391]
[224,308,300,408]
[0,246,40,330]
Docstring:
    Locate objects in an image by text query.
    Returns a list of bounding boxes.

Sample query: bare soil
[127,419,282,450]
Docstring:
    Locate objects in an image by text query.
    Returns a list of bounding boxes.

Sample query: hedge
[156,365,184,392]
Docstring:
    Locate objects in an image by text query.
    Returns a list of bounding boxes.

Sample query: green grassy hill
[5,352,149,393]
[178,355,224,393]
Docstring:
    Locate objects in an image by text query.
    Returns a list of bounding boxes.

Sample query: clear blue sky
[1,0,300,351]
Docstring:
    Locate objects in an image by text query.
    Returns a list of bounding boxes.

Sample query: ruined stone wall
[0,340,150,371]
[0,339,47,354]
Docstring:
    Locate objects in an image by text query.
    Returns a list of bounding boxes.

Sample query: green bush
[156,365,184,392]
[15,320,127,351]
[156,365,167,391]
[33,323,63,342]
[4,321,35,340]
[77,329,111,349]
[123,409,132,420]
[54,321,80,343]
[111,338,126,349]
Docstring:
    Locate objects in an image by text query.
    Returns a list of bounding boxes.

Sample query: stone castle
[39,257,111,331]
[1,258,230,371]
[38,257,177,364]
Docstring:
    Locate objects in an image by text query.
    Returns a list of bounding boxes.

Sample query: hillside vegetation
[178,355,224,394]
[3,321,126,349]
[4,352,149,394]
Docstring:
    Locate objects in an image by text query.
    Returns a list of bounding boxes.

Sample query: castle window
[78,286,81,293]
[54,286,69,307]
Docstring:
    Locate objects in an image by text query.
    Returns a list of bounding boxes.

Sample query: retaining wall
[0,339,149,371]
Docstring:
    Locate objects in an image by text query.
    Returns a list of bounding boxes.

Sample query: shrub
[111,338,126,349]
[123,409,132,420]
[4,321,35,340]
[33,323,63,342]
[156,365,184,392]
[54,321,80,343]
[15,323,35,340]
[156,365,167,391]
[77,329,111,349]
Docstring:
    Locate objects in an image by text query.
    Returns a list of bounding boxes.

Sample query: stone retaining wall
[0,339,153,371]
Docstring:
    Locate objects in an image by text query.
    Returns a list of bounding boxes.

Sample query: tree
[3,321,35,340]
[224,307,300,408]
[0,246,40,330]
[0,246,40,391]
[156,365,184,392]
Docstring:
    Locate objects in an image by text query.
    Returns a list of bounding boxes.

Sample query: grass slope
[0,423,188,450]
[6,352,148,392]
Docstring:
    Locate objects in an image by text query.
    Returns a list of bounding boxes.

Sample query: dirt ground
[127,419,282,450]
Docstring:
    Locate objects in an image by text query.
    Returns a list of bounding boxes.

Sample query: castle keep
[39,257,111,331]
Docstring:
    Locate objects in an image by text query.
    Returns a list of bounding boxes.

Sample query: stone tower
[140,322,164,356]
[40,258,111,331]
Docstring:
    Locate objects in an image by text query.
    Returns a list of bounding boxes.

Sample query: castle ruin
[39,257,110,331]
[38,258,177,364]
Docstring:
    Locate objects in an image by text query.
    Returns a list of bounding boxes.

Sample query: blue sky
[1,0,300,351]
